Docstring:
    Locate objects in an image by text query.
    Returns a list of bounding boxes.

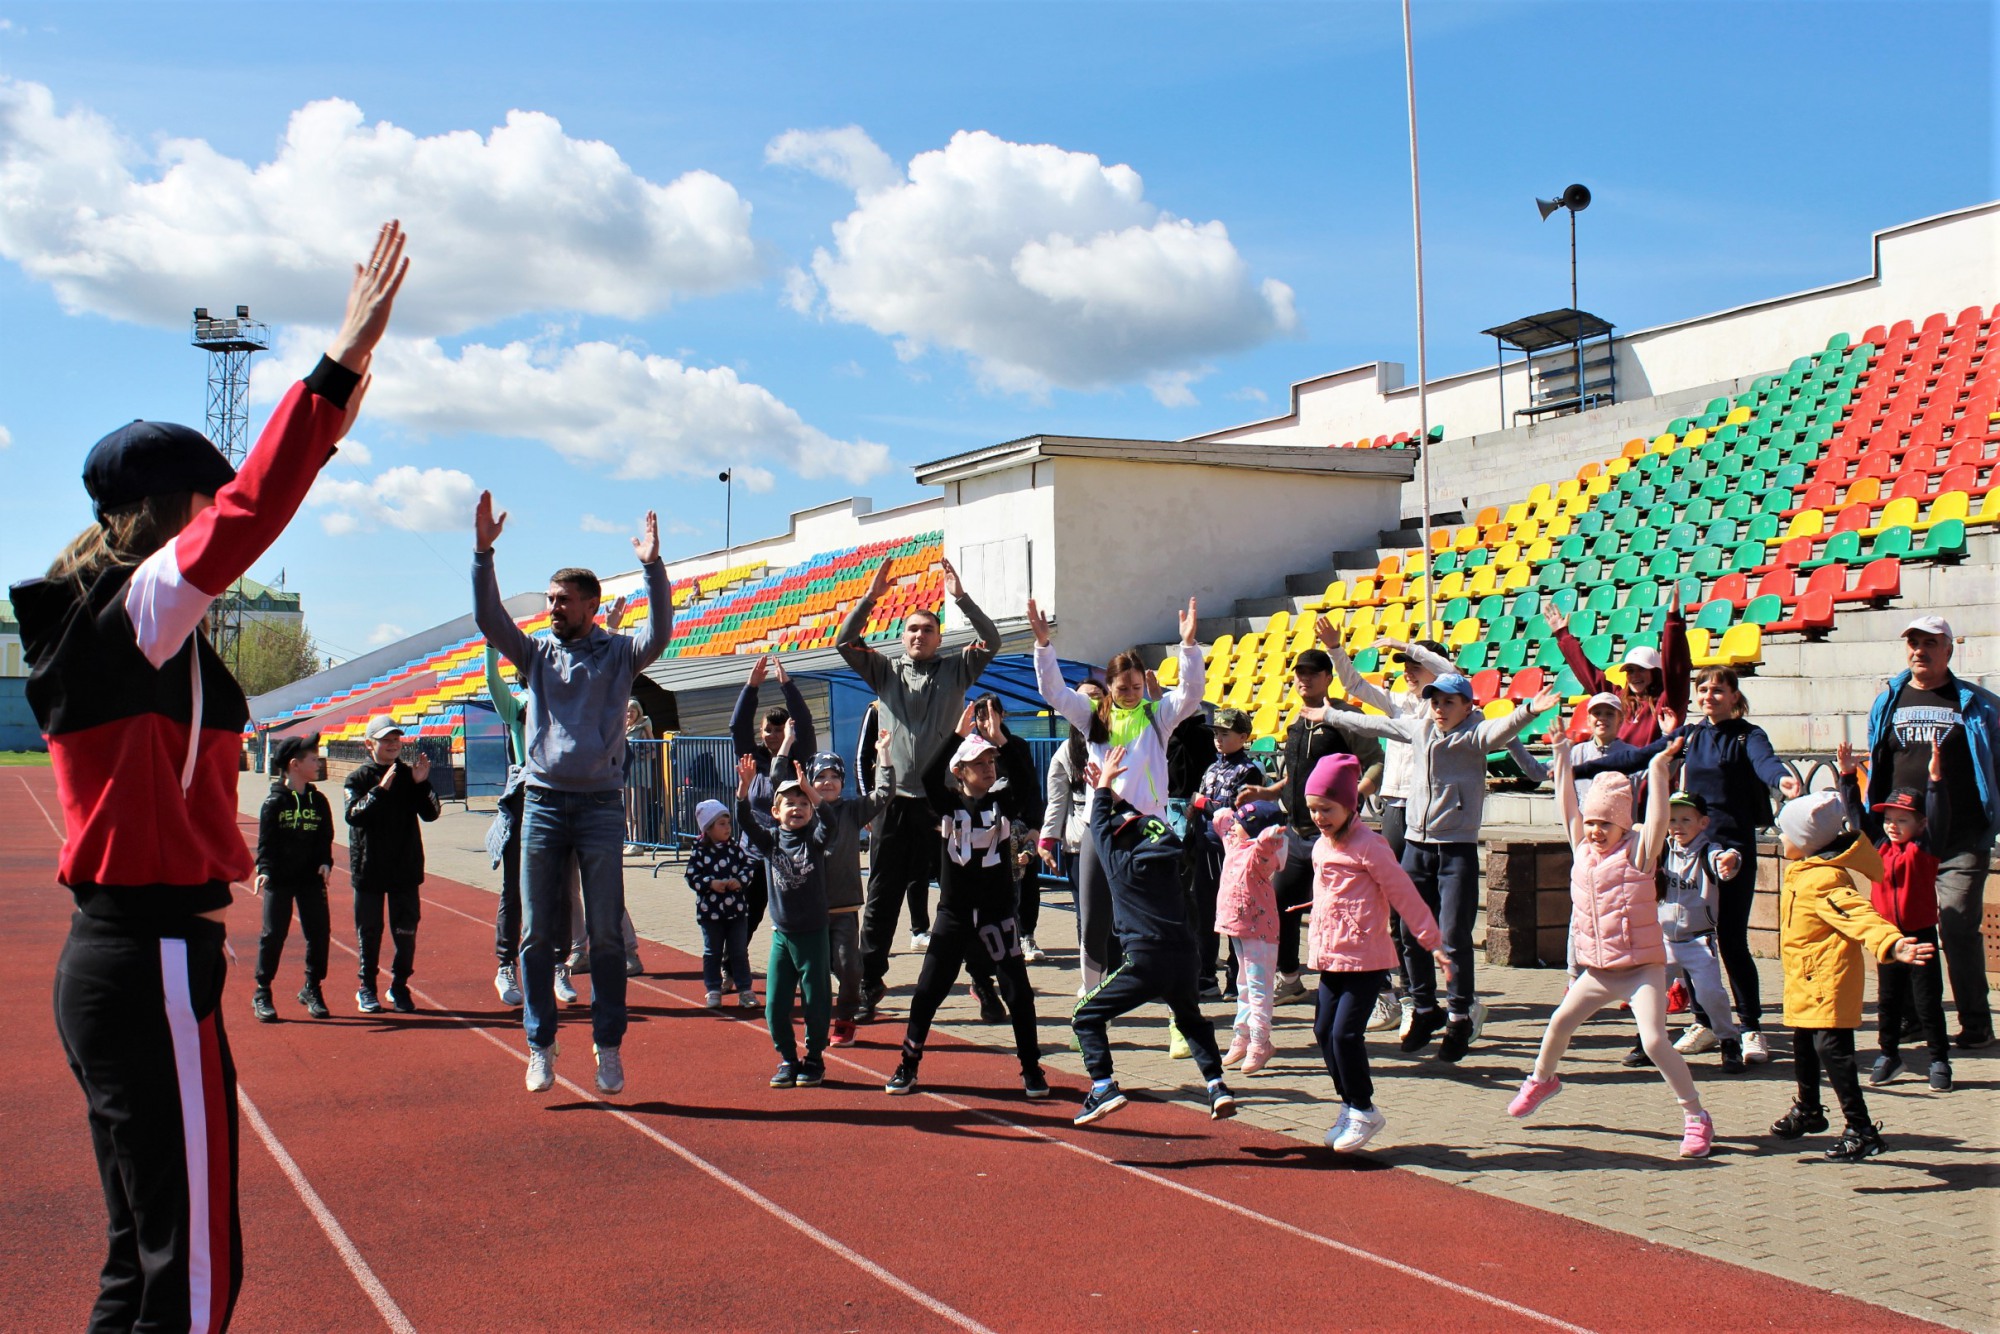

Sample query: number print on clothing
[977,918,1022,962]
[943,808,1011,869]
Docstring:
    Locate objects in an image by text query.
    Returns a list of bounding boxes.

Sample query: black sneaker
[356,987,383,1015]
[1929,1060,1953,1091]
[1953,1026,1993,1051]
[770,1061,799,1089]
[1400,1007,1446,1054]
[1436,1014,1474,1063]
[1074,1082,1127,1126]
[1197,977,1223,1000]
[970,979,1007,1023]
[1022,1066,1050,1100]
[1868,1053,1904,1086]
[296,983,330,1019]
[1621,1041,1654,1068]
[251,988,277,1023]
[1719,1038,1745,1073]
[386,984,416,1014]
[1208,1082,1239,1120]
[885,1060,918,1096]
[857,981,887,1024]
[1822,1121,1886,1162]
[796,1059,825,1088]
[1770,1101,1828,1140]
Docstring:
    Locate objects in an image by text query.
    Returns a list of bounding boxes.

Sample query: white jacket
[1041,742,1089,852]
[1328,639,1454,803]
[1033,641,1205,819]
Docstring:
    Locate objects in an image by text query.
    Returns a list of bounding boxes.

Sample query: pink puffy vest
[1570,832,1666,970]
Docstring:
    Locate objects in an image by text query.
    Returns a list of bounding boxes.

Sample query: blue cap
[805,751,845,780]
[83,420,236,521]
[1421,673,1475,702]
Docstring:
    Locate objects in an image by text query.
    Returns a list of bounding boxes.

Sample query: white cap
[1586,691,1625,715]
[364,715,405,741]
[1622,646,1663,672]
[951,734,998,768]
[1902,614,1954,640]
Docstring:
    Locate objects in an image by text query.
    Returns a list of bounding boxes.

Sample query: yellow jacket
[1780,834,1904,1029]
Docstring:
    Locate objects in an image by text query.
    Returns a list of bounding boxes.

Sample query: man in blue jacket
[1867,616,1998,1048]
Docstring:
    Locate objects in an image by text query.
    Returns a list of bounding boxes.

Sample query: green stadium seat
[1474,594,1506,620]
[1648,550,1683,581]
[1626,580,1661,610]
[1611,554,1644,584]
[1456,641,1491,672]
[1684,497,1715,525]
[1574,557,1604,587]
[1544,586,1578,616]
[1746,514,1782,543]
[1573,512,1607,537]
[1585,584,1619,614]
[1578,633,1614,668]
[1914,519,1967,561]
[1353,647,1380,673]
[1694,599,1735,634]
[1721,494,1757,522]
[1607,606,1641,639]
[1535,636,1567,669]
[1800,530,1862,571]
[1508,589,1542,618]
[1434,551,1460,576]
[1463,547,1490,569]
[1690,544,1730,578]
[1671,575,1704,609]
[1730,541,1766,572]
[1865,526,1913,561]
[1743,595,1784,628]
[1495,638,1529,673]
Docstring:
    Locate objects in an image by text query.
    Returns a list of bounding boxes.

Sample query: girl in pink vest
[1213,803,1288,1073]
[1303,754,1446,1154]
[1511,738,1717,1158]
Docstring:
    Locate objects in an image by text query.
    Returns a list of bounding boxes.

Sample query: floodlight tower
[191,305,270,666]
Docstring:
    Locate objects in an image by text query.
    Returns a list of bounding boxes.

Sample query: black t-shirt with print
[1888,681,1975,854]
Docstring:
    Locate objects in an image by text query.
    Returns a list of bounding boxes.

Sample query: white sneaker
[594,1044,624,1095]
[554,966,579,1004]
[910,931,931,951]
[1397,995,1417,1039]
[1321,1104,1354,1149]
[1740,1030,1771,1064]
[704,989,722,1008]
[1366,992,1399,1032]
[1020,936,1046,964]
[1675,1024,1719,1054]
[1332,1106,1387,1153]
[495,965,522,1007]
[525,1043,558,1093]
[1469,999,1490,1041]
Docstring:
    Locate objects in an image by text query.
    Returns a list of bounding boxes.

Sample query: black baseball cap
[1668,791,1709,815]
[271,734,321,774]
[84,421,236,521]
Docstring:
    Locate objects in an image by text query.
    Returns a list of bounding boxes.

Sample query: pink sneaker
[1507,1074,1562,1118]
[1679,1110,1714,1158]
[1240,1038,1275,1075]
[1222,1036,1248,1068]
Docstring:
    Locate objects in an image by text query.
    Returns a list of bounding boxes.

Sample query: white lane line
[238,1089,417,1334]
[16,772,64,840]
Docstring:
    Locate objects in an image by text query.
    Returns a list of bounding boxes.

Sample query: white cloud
[1226,385,1270,404]
[578,514,625,534]
[255,328,889,488]
[366,622,407,647]
[0,423,11,448]
[0,77,759,335]
[334,439,372,467]
[771,127,1296,403]
[307,464,480,536]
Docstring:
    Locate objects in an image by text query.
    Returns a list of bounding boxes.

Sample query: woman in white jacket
[1029,597,1204,991]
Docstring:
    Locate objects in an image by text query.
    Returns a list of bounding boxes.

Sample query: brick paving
[311,793,1999,1333]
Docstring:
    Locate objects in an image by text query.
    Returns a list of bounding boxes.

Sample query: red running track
[1,768,1937,1332]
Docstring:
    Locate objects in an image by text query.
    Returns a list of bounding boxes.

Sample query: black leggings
[899,912,1041,1073]
[1315,970,1388,1111]
[1878,927,1949,1064]
[1271,831,1315,974]
[1794,1026,1870,1128]
[354,886,421,988]
[1711,841,1763,1033]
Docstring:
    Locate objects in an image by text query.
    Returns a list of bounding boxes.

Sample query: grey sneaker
[495,965,522,1006]
[1271,973,1307,1005]
[594,1044,624,1095]
[554,966,579,1004]
[356,987,382,1015]
[526,1043,558,1093]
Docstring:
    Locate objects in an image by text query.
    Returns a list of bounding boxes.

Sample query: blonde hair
[46,494,193,596]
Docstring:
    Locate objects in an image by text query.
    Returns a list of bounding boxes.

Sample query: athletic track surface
[1,768,1938,1332]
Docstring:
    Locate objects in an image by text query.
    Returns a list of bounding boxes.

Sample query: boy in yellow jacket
[1769,793,1935,1161]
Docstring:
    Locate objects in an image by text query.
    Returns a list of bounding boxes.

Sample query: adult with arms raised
[474,494,671,1096]
[13,222,407,1332]
[837,554,1001,1020]
[1864,616,1999,1049]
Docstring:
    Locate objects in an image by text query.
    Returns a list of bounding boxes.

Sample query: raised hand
[1835,741,1858,776]
[747,654,770,688]
[1544,606,1568,636]
[326,220,409,375]
[955,702,980,738]
[1026,598,1053,648]
[1657,706,1679,734]
[1529,687,1562,715]
[772,657,790,686]
[941,556,964,601]
[604,594,629,632]
[792,760,817,804]
[1314,614,1340,650]
[475,491,507,551]
[633,510,660,565]
[410,751,432,784]
[1144,669,1162,700]
[866,558,892,602]
[976,703,1006,747]
[735,753,758,797]
[1096,745,1129,791]
[1178,597,1199,647]
[779,718,797,757]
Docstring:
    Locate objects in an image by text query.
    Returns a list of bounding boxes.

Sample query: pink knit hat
[1305,753,1359,810]
[1580,772,1635,829]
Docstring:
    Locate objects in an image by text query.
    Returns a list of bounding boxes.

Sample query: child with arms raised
[736,755,833,1089]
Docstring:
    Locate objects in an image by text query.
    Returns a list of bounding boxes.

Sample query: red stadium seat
[1506,667,1545,702]
[1853,557,1902,603]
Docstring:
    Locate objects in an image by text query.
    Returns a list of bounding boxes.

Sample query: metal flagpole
[1403,0,1435,638]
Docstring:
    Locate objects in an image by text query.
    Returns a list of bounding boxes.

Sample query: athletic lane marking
[238,1090,417,1334]
[16,784,411,1333]
[17,772,64,840]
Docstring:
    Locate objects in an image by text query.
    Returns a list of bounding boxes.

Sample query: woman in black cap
[11,222,406,1332]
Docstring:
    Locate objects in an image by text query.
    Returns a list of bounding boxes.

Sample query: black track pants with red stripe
[55,912,241,1333]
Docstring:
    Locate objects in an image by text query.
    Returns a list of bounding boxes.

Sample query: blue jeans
[700,917,752,994]
[522,786,628,1051]
[1398,840,1480,1017]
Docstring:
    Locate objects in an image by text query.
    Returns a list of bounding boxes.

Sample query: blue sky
[0,1,1990,664]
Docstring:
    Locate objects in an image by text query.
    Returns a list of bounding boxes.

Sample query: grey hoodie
[1335,701,1543,844]
[473,551,672,792]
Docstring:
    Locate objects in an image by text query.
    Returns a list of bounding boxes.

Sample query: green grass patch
[0,750,51,766]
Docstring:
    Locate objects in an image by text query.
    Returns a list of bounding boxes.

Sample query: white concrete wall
[1047,456,1402,666]
[936,460,1058,631]
[1194,203,2000,449]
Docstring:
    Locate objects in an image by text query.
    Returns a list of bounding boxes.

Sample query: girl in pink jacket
[1303,754,1446,1154]
[1213,803,1288,1073]
[1510,738,1716,1159]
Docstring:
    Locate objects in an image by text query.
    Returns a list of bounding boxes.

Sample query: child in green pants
[736,754,833,1088]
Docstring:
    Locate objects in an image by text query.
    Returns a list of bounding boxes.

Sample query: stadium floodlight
[718,469,733,569]
[1537,184,1592,411]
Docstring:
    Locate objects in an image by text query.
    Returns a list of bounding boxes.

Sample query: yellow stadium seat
[1453,525,1480,552]
[1482,699,1513,721]
[1495,539,1523,568]
[1347,625,1378,655]
[1202,671,1226,705]
[1774,509,1825,544]
[1556,478,1582,501]
[1499,564,1532,591]
[1251,702,1281,737]
[1349,604,1380,636]
[1207,632,1234,664]
[1652,433,1676,453]
[1717,622,1763,667]
[1448,617,1482,649]
[1265,609,1291,641]
[1504,502,1531,527]
[1350,576,1380,605]
[1466,565,1499,598]
[1724,406,1751,425]
[1305,579,1346,611]
[1918,491,1970,530]
[1436,569,1466,600]
[1526,536,1554,562]
[1378,608,1412,641]
[1528,482,1553,504]
[1402,549,1427,576]
[1225,675,1256,708]
[1969,489,2000,529]
[1863,497,1918,538]
[1154,656,1179,687]
[1684,427,1708,448]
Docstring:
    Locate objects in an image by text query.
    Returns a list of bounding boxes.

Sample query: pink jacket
[1308,823,1440,973]
[1212,809,1287,944]
[1570,832,1666,969]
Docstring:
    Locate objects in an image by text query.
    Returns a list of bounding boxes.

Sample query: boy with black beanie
[1071,745,1238,1127]
[253,734,336,1021]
